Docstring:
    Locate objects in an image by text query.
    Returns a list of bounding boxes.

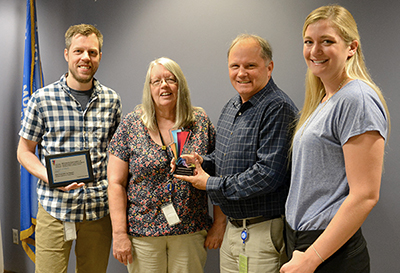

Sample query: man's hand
[174,153,209,190]
[58,182,85,191]
[204,220,226,249]
[170,152,203,172]
[180,153,203,165]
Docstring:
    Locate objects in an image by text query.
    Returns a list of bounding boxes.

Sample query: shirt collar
[232,77,275,109]
[59,73,101,96]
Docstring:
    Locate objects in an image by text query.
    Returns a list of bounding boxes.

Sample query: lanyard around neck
[156,123,171,163]
[156,123,174,194]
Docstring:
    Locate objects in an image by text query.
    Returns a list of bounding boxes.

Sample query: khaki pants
[127,230,207,273]
[35,203,112,273]
[220,217,287,273]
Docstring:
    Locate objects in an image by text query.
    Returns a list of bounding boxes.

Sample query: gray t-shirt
[286,80,388,231]
[69,87,93,110]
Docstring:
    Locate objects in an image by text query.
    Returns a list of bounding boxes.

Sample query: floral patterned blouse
[108,106,215,237]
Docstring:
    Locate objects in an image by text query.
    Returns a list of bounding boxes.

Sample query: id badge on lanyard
[158,127,181,227]
[64,221,77,241]
[239,220,248,273]
[161,179,181,226]
[158,128,181,227]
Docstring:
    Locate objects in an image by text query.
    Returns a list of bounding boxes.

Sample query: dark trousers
[285,221,370,273]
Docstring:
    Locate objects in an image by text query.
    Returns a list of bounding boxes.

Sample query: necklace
[300,77,348,140]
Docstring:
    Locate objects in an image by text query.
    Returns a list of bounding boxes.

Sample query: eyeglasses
[150,78,177,87]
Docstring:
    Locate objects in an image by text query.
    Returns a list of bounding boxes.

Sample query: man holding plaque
[175,34,298,272]
[17,24,121,273]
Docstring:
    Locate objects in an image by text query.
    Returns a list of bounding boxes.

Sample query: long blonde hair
[296,5,390,137]
[140,57,200,131]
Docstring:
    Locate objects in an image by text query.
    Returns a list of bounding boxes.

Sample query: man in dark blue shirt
[175,34,298,272]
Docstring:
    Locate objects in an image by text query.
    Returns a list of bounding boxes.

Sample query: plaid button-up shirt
[19,74,122,222]
[204,78,298,219]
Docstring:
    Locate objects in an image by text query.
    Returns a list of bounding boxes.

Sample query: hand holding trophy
[170,129,195,176]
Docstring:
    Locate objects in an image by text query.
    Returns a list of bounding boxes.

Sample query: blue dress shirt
[205,78,298,219]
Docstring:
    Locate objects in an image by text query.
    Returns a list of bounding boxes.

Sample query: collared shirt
[205,78,298,219]
[19,74,122,222]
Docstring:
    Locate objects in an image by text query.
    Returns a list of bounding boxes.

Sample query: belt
[229,215,281,228]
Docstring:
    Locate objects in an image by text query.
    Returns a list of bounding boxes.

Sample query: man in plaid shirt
[175,34,298,272]
[17,24,121,273]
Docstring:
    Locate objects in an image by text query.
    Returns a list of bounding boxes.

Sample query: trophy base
[174,165,195,176]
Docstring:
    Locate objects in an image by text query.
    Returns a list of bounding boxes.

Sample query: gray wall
[1,0,398,272]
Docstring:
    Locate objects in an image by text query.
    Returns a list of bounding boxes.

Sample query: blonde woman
[281,5,390,273]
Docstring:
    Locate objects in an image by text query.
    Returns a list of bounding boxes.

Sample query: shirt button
[238,112,242,116]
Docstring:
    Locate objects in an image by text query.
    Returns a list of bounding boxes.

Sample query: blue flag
[20,0,44,263]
